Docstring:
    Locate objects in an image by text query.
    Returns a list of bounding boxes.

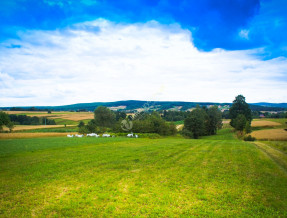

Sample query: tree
[233,114,247,132]
[0,112,10,131]
[206,106,223,135]
[229,95,252,128]
[245,121,252,134]
[6,122,14,133]
[78,121,85,128]
[86,119,98,133]
[184,106,207,139]
[115,111,126,121]
[117,112,176,136]
[94,106,116,128]
[78,126,89,134]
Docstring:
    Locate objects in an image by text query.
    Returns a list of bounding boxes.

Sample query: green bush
[180,129,194,138]
[244,135,256,141]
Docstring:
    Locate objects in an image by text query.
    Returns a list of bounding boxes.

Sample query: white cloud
[0,19,287,106]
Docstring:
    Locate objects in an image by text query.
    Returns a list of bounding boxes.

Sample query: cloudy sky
[0,0,287,106]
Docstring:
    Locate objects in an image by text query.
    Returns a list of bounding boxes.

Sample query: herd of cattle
[67,133,138,138]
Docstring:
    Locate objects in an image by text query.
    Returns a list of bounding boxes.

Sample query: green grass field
[19,126,78,133]
[1,132,287,217]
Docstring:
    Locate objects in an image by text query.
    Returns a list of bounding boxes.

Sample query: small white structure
[102,134,110,137]
[67,134,74,138]
[87,133,100,137]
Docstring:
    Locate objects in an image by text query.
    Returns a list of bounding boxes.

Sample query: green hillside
[2,100,286,112]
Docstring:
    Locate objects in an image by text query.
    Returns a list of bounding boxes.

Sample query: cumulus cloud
[0,19,286,106]
[0,0,262,51]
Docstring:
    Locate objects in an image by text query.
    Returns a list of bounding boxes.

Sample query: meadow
[1,131,287,217]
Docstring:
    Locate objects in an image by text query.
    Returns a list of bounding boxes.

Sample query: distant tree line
[252,111,287,119]
[9,114,56,125]
[161,110,190,122]
[222,109,287,120]
[182,105,223,139]
[9,107,54,112]
[249,105,285,112]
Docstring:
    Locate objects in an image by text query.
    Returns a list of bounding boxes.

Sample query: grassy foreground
[1,135,287,217]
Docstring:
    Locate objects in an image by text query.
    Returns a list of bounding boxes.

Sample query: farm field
[249,118,287,141]
[251,120,281,127]
[3,111,94,125]
[251,129,287,141]
[0,132,78,139]
[2,125,75,132]
[1,133,287,216]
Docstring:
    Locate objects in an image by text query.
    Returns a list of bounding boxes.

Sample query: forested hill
[1,100,286,112]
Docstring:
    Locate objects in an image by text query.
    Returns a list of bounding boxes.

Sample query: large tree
[0,112,12,131]
[184,106,207,139]
[233,114,247,132]
[229,95,252,128]
[183,105,222,139]
[206,105,223,135]
[94,106,116,128]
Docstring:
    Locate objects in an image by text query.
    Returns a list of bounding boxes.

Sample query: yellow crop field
[0,132,77,139]
[50,113,94,121]
[251,120,282,127]
[4,111,48,114]
[2,125,74,131]
[2,111,94,121]
[251,129,287,141]
[27,113,94,121]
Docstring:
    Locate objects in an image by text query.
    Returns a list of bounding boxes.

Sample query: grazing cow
[135,135,138,138]
[127,133,133,137]
[75,134,84,138]
[67,134,74,138]
[87,133,100,137]
[102,134,110,137]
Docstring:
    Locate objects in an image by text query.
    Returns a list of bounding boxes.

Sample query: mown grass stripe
[253,142,287,174]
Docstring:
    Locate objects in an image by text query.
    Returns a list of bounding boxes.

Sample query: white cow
[75,134,84,138]
[135,135,138,138]
[102,134,110,137]
[127,133,133,137]
[67,134,74,138]
[87,133,99,137]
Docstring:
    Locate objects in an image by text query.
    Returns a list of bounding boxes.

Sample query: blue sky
[0,0,287,106]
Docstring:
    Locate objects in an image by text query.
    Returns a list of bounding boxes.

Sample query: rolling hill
[1,100,286,112]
